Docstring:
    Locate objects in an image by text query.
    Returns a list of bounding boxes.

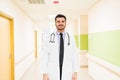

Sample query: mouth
[58,24,63,26]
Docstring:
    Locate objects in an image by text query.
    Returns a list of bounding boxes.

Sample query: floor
[20,58,94,80]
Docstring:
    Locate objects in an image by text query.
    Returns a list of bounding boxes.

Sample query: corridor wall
[0,0,35,80]
[88,0,120,80]
[74,15,88,67]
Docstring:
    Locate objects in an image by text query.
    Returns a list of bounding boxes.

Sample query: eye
[62,21,65,23]
[57,21,60,23]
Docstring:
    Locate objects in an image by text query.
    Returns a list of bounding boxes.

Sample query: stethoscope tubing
[49,32,70,45]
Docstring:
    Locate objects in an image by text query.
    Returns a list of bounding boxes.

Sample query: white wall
[88,0,120,79]
[0,0,35,79]
[88,0,120,33]
[88,55,120,80]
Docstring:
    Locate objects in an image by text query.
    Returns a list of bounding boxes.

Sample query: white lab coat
[42,31,79,80]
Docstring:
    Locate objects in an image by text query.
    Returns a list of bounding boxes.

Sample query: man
[42,14,79,80]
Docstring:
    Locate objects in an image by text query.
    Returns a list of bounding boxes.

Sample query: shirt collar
[56,31,66,35]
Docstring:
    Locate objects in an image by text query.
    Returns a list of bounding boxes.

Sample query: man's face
[55,17,66,31]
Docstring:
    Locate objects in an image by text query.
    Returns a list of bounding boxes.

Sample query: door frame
[35,30,37,58]
[0,12,14,80]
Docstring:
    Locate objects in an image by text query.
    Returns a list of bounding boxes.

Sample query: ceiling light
[48,15,56,18]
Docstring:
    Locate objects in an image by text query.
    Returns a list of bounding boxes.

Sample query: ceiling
[14,0,99,29]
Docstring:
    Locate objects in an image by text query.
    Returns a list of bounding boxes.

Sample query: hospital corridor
[0,0,120,80]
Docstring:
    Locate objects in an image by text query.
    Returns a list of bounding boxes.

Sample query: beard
[57,27,65,31]
[57,27,65,30]
[56,25,65,31]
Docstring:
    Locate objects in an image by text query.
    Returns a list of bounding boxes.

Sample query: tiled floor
[20,58,94,80]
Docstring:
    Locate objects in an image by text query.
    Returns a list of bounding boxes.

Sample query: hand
[72,72,77,80]
[43,74,49,80]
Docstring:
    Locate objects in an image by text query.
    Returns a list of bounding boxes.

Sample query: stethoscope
[49,32,70,45]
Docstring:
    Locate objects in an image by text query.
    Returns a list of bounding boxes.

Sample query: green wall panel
[89,30,120,67]
[74,35,79,48]
[74,34,88,50]
[80,34,88,50]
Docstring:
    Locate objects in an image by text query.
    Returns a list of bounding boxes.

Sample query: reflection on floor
[20,59,94,80]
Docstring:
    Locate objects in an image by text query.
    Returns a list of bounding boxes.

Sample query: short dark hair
[55,14,66,21]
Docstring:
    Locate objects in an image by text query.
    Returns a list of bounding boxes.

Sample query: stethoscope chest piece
[67,43,70,45]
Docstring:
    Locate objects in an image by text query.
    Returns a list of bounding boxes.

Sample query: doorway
[0,13,14,80]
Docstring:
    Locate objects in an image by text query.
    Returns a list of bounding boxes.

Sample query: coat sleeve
[71,35,80,72]
[42,34,49,74]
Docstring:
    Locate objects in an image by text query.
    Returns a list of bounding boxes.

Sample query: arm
[71,36,80,80]
[42,34,49,80]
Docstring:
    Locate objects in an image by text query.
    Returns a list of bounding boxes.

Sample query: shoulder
[43,31,54,38]
[66,32,74,38]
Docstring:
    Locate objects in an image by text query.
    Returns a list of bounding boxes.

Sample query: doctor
[42,14,79,80]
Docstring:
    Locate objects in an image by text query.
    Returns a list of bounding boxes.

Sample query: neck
[57,30,65,33]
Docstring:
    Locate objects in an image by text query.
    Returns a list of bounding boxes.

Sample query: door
[0,15,14,80]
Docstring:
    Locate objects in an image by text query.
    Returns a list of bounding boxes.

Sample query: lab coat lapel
[64,33,69,50]
[50,32,59,54]
[54,32,59,49]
